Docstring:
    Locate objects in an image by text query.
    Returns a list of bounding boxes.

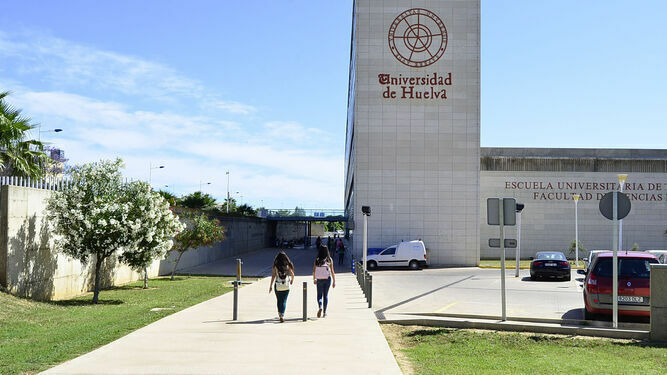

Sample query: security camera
[361,206,371,215]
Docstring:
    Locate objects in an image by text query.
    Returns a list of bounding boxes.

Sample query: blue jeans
[316,277,331,313]
[275,289,289,315]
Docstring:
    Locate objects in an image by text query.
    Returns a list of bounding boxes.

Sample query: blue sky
[1,1,665,208]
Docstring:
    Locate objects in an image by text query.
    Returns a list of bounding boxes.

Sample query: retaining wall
[0,185,273,300]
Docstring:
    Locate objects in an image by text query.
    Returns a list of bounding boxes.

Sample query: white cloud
[0,30,343,208]
[0,30,254,114]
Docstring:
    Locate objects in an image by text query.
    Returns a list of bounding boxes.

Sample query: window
[381,247,396,255]
[593,257,658,279]
[536,252,566,260]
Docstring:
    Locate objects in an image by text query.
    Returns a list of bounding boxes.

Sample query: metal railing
[262,208,345,219]
[354,260,372,308]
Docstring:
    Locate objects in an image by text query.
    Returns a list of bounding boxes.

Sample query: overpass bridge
[260,209,347,222]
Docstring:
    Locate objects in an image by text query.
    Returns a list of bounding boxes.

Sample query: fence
[0,175,72,191]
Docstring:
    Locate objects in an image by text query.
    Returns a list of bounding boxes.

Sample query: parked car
[367,240,427,270]
[584,250,608,273]
[580,251,659,319]
[645,250,667,264]
[530,251,571,281]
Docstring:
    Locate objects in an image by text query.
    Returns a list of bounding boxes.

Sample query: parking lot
[371,267,586,321]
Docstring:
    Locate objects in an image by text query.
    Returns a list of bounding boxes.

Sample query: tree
[47,159,135,303]
[568,239,587,259]
[292,206,306,217]
[180,191,216,209]
[119,181,184,289]
[221,197,237,213]
[169,213,225,280]
[0,91,49,178]
[234,203,257,217]
[157,190,179,207]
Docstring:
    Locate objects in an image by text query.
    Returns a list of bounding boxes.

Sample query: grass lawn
[0,276,236,375]
[382,324,667,375]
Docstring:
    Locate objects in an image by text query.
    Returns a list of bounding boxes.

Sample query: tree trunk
[143,267,148,289]
[93,255,104,304]
[171,252,184,281]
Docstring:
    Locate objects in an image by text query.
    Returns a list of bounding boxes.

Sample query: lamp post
[573,194,580,267]
[149,163,165,185]
[226,171,230,214]
[38,125,63,142]
[515,203,524,278]
[617,174,627,251]
[199,180,211,192]
[361,206,371,271]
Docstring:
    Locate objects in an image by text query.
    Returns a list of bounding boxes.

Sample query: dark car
[530,251,571,281]
[582,251,659,319]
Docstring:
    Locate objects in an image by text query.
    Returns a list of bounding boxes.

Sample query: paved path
[43,248,401,375]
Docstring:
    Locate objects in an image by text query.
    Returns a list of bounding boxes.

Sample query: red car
[582,251,659,319]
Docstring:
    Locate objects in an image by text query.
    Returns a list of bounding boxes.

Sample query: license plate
[545,263,556,267]
[618,296,643,303]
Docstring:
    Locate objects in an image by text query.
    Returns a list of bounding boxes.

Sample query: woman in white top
[269,251,295,322]
[313,246,336,318]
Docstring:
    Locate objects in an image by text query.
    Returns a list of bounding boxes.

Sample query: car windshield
[593,257,658,278]
[536,253,566,260]
[381,247,396,255]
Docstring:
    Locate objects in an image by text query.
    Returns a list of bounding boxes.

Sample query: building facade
[345,0,481,266]
[480,148,667,259]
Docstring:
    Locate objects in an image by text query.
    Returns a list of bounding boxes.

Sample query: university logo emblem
[388,8,448,68]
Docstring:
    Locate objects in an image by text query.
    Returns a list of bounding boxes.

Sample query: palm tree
[0,91,48,178]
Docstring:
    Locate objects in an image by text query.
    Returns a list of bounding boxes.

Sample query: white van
[367,240,427,270]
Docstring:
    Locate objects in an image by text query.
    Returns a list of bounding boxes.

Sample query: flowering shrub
[170,212,225,280]
[119,181,185,288]
[46,159,183,302]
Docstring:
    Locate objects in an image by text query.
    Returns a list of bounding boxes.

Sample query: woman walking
[313,246,336,318]
[269,251,295,322]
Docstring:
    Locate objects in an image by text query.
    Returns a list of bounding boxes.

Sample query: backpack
[314,260,331,279]
[275,269,290,291]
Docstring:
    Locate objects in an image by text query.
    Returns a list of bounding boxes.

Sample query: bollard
[236,258,242,283]
[302,281,307,321]
[368,274,373,308]
[233,280,238,320]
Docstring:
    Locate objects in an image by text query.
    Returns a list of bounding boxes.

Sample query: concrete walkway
[43,248,401,374]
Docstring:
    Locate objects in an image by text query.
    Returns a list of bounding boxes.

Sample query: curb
[478,265,585,270]
[379,316,649,340]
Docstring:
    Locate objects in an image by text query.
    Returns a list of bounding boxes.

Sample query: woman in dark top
[269,251,295,322]
[312,246,336,318]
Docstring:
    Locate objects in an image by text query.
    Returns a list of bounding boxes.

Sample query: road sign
[489,238,517,248]
[599,192,631,220]
[487,198,516,226]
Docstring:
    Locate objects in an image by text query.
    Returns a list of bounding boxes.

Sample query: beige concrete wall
[159,216,271,275]
[275,222,305,241]
[480,172,667,259]
[0,185,157,300]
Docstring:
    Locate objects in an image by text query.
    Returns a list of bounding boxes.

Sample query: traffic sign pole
[499,198,506,321]
[515,211,521,278]
[612,192,619,328]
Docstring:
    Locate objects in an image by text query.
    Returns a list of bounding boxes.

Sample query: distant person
[327,235,333,251]
[316,236,322,248]
[338,241,345,266]
[313,246,336,318]
[269,251,295,323]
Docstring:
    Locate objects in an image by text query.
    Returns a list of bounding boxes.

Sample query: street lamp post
[38,125,63,142]
[199,180,211,191]
[573,194,580,267]
[149,163,165,185]
[226,171,230,214]
[361,206,371,271]
[617,174,627,251]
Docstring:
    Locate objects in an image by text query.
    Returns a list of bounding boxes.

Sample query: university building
[344,0,666,265]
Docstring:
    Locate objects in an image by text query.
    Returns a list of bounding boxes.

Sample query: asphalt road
[371,267,586,320]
